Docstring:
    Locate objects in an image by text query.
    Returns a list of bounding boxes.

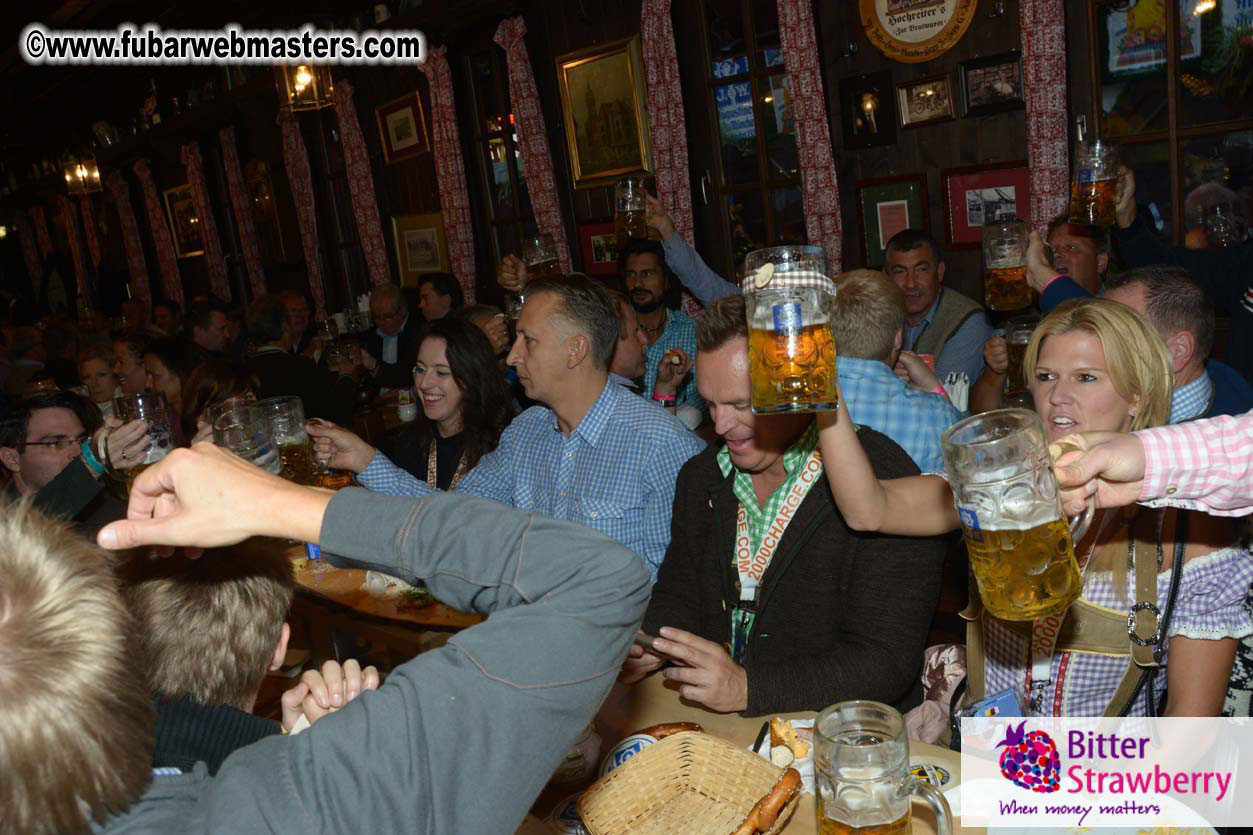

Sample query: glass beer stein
[114,392,173,490]
[212,403,281,476]
[256,396,317,485]
[742,245,838,414]
[1069,138,1118,226]
[941,409,1094,621]
[982,219,1032,312]
[1003,315,1038,395]
[815,700,952,835]
[613,176,649,247]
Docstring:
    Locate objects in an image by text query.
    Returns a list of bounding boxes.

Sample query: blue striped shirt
[837,357,964,473]
[356,379,704,580]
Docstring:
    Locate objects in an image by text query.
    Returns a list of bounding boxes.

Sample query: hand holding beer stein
[614,176,649,246]
[941,409,1094,621]
[742,245,839,414]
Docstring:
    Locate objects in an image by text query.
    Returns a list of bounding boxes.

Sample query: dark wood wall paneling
[816,2,1029,301]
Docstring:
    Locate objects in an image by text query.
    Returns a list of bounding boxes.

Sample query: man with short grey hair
[363,282,423,389]
[312,275,703,580]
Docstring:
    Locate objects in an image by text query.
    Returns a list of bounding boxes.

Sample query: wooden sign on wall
[859,0,979,64]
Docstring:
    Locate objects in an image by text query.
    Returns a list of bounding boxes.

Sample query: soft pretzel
[769,717,810,758]
[633,721,702,739]
[729,767,801,835]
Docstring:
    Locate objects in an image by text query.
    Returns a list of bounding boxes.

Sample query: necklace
[638,309,668,337]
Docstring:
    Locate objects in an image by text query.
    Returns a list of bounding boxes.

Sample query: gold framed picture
[556,36,653,189]
[391,212,447,285]
[162,184,204,258]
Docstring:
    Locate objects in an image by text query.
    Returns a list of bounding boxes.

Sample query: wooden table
[526,674,978,834]
[282,543,482,669]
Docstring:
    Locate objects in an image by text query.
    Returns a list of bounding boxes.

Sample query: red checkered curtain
[641,0,694,245]
[15,215,42,295]
[180,142,232,302]
[133,159,185,307]
[32,205,53,257]
[333,79,392,288]
[57,194,93,310]
[219,127,267,299]
[1021,0,1069,229]
[419,46,477,302]
[777,0,842,276]
[277,110,327,318]
[79,196,102,268]
[106,170,153,315]
[494,16,573,273]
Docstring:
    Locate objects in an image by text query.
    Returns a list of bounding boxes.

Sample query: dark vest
[912,289,984,360]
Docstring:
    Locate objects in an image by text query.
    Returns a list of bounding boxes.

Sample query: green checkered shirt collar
[716,421,820,548]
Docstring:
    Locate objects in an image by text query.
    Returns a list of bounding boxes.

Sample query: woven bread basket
[577,731,800,835]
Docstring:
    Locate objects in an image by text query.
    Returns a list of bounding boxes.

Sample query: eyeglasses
[24,434,89,451]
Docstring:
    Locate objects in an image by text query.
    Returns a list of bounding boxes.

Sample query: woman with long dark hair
[180,359,260,445]
[143,336,206,445]
[309,318,513,490]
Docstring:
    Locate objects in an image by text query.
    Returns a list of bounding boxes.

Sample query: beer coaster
[753,262,774,288]
[546,794,589,834]
[598,733,657,777]
[910,762,952,788]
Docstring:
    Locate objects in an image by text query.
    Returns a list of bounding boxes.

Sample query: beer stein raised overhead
[613,176,649,246]
[742,245,839,414]
[982,218,1032,312]
[941,409,1094,621]
[1069,138,1119,226]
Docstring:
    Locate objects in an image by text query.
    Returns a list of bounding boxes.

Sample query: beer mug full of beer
[613,176,649,246]
[742,245,838,414]
[815,700,952,835]
[256,396,317,485]
[982,219,1032,312]
[1069,138,1119,226]
[941,409,1094,621]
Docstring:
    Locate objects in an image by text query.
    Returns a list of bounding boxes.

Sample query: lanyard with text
[1024,510,1116,714]
[729,449,823,663]
[427,440,467,491]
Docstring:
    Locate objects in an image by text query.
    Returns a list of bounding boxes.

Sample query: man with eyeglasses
[363,283,424,390]
[0,391,149,533]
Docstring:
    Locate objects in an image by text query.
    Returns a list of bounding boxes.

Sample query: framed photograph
[162,184,204,258]
[896,74,955,128]
[958,51,1024,117]
[579,220,620,276]
[838,72,896,150]
[855,174,929,268]
[391,213,447,285]
[375,92,430,164]
[941,161,1031,248]
[556,36,653,189]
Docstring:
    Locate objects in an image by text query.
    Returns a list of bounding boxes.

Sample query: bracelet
[80,436,106,476]
[929,383,947,397]
[652,391,677,404]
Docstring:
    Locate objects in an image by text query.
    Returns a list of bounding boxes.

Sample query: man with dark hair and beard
[618,238,702,414]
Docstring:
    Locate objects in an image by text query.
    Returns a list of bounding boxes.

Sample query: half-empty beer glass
[982,219,1032,311]
[212,403,281,475]
[743,245,838,414]
[1004,315,1038,395]
[941,409,1093,621]
[1069,138,1118,226]
[521,233,561,278]
[256,396,316,485]
[613,176,648,246]
[114,392,173,489]
[815,700,951,835]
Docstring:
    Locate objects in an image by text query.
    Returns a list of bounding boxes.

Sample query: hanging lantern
[275,64,335,111]
[62,152,103,195]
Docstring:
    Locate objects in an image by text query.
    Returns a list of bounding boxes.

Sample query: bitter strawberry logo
[997,721,1061,793]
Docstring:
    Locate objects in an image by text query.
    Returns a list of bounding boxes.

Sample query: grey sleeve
[208,489,650,834]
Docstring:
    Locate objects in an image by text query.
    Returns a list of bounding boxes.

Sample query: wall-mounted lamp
[62,153,103,195]
[275,64,335,111]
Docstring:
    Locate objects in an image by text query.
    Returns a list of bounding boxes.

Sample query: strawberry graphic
[997,721,1060,793]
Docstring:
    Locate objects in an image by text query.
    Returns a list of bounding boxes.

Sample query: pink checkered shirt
[1137,411,1253,517]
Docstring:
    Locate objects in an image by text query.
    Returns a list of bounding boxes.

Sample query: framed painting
[391,212,447,285]
[162,184,204,258]
[896,74,955,128]
[941,161,1031,248]
[376,91,430,164]
[838,72,897,150]
[556,36,653,189]
[855,174,929,267]
[958,51,1024,117]
[579,220,620,276]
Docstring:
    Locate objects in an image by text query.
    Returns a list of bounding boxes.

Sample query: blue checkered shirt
[837,357,964,473]
[356,379,704,580]
[642,308,702,411]
[1169,369,1214,424]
